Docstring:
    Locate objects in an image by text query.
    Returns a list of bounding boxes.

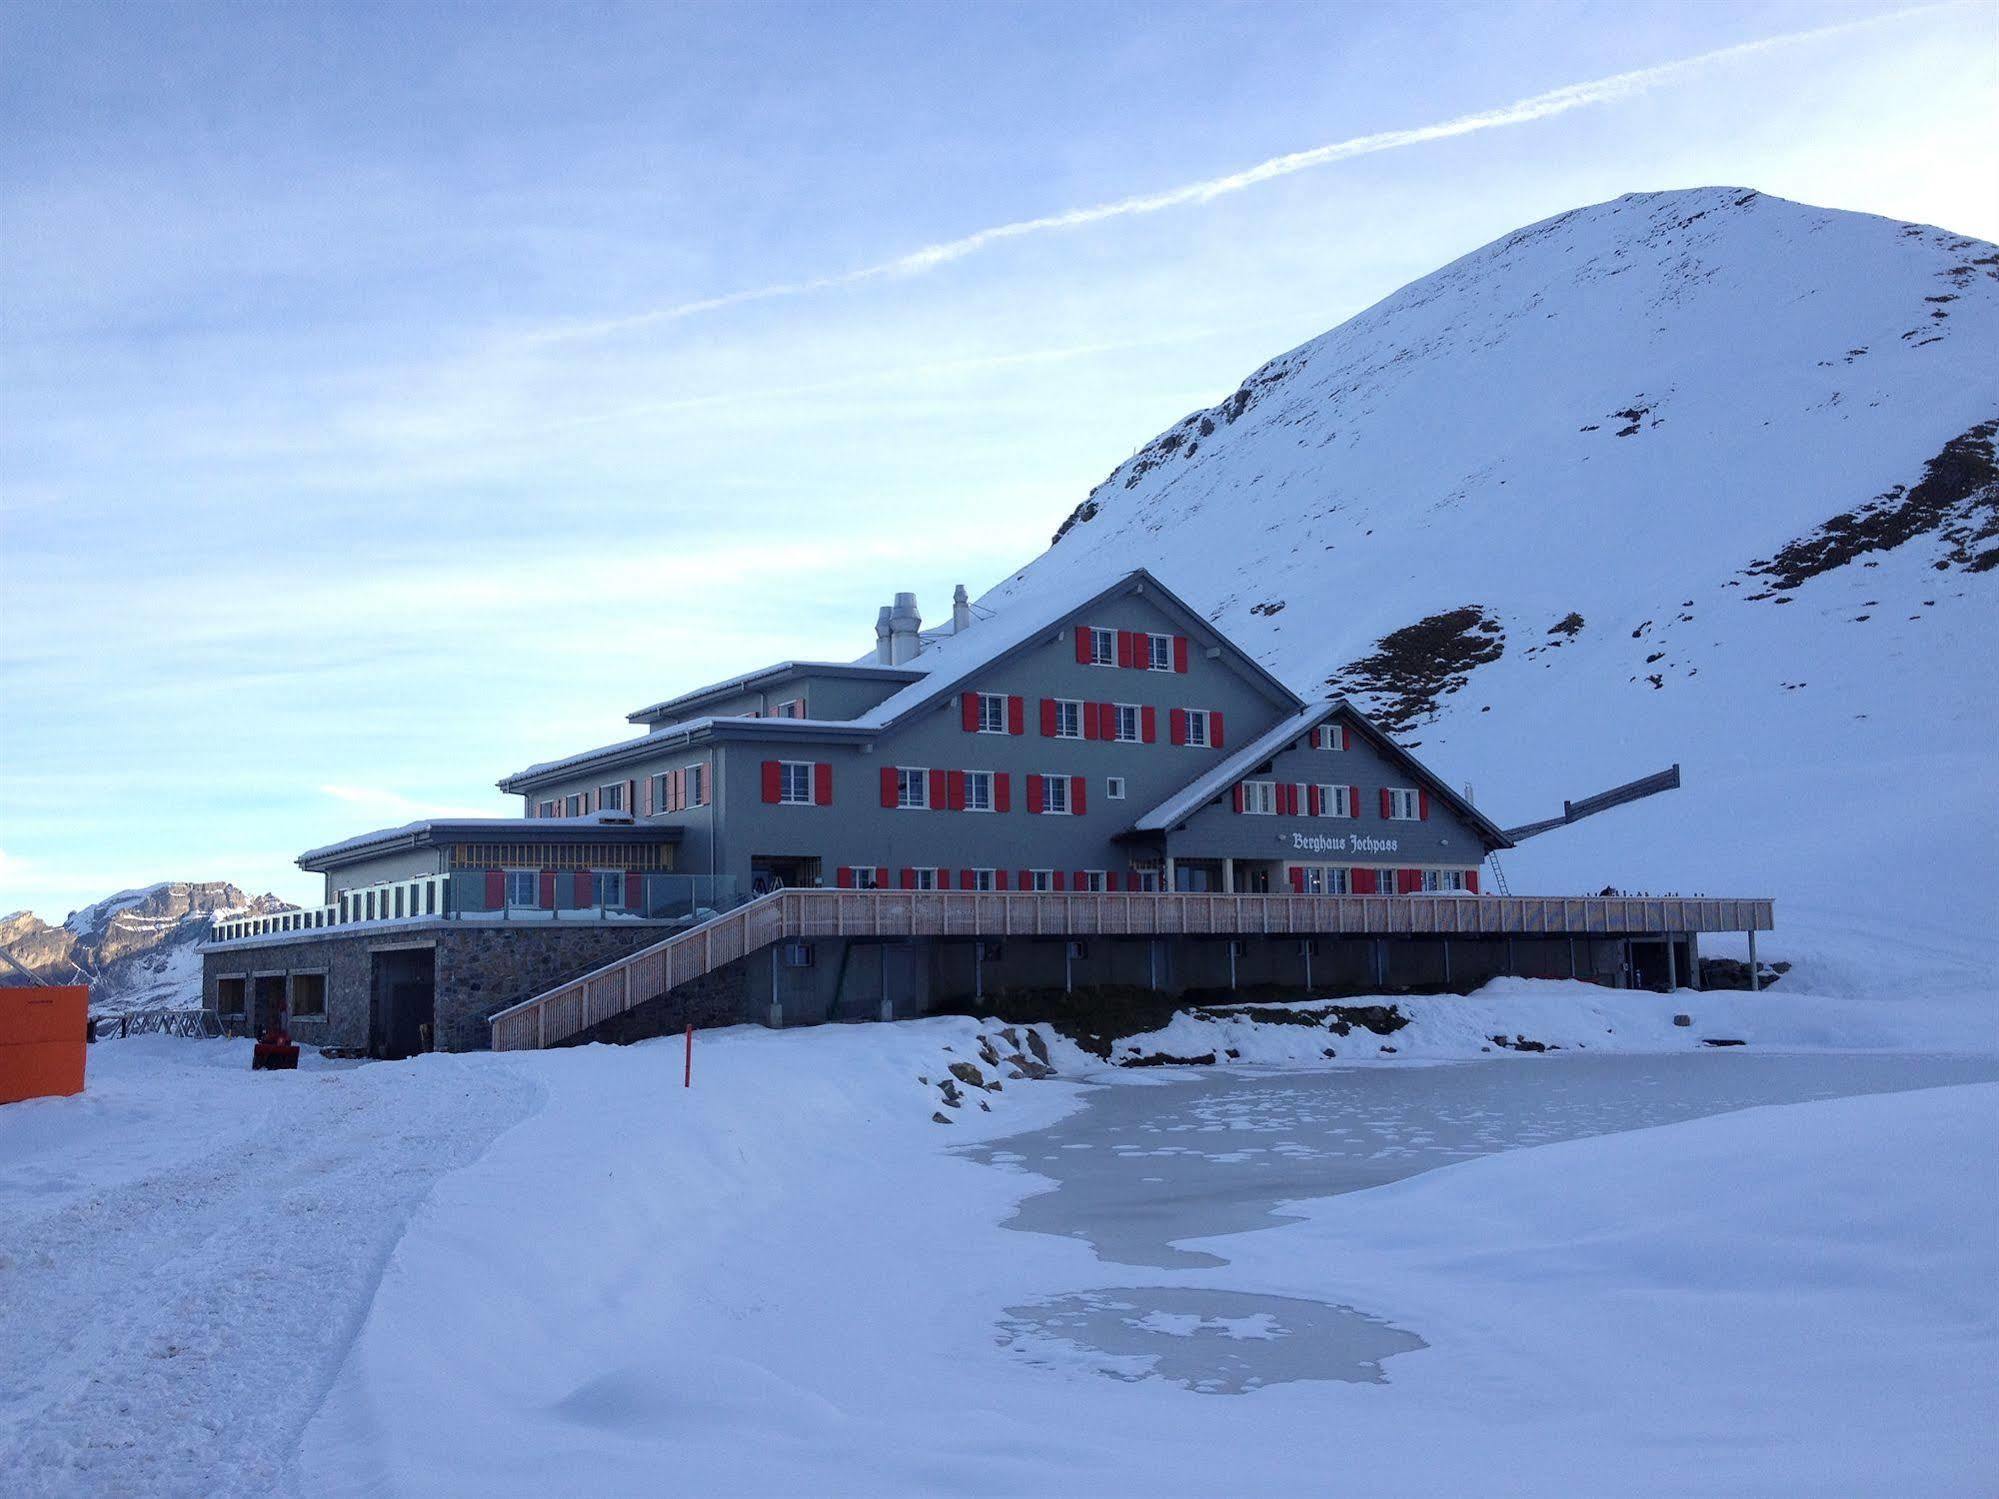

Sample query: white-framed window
[1386,787,1421,820]
[1146,633,1172,671]
[598,781,625,812]
[1185,709,1213,748]
[967,868,997,892]
[1313,724,1348,750]
[1054,699,1083,738]
[1026,869,1055,892]
[592,870,625,907]
[1089,627,1116,666]
[976,693,1008,733]
[896,767,929,809]
[1316,784,1352,818]
[845,866,883,889]
[1113,703,1140,742]
[1044,775,1073,815]
[1106,776,1126,800]
[1421,869,1472,893]
[504,869,539,908]
[1298,866,1352,895]
[778,761,815,805]
[686,764,707,807]
[1076,870,1107,892]
[563,793,584,817]
[1129,864,1163,891]
[1241,780,1277,815]
[910,867,941,891]
[647,772,668,811]
[535,799,557,819]
[965,771,995,812]
[289,972,328,1019]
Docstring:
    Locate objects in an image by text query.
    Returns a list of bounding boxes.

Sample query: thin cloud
[318,785,505,822]
[538,3,1948,344]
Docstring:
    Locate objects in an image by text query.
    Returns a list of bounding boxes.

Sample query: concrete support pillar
[1064,942,1073,995]
[1665,936,1678,992]
[1147,939,1159,992]
[880,944,893,1021]
[1748,929,1760,992]
[1221,857,1235,895]
[1442,939,1451,988]
[974,942,984,1002]
[1568,937,1577,980]
[1303,940,1313,994]
[1227,940,1237,992]
[1163,855,1176,891]
[1688,933,1701,991]
[1505,936,1516,977]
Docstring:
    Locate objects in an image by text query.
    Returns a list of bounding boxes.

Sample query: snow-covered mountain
[0,882,292,1013]
[990,188,1997,991]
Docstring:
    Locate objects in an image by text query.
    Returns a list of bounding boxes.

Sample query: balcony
[207,871,746,945]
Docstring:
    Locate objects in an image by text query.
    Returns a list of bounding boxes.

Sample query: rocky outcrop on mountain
[0,882,293,1012]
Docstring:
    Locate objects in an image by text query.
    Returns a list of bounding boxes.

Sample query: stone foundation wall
[432,925,682,1052]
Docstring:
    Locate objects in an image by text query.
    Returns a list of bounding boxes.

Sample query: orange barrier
[0,986,89,1104]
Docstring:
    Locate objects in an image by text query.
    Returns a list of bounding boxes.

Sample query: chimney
[888,592,922,664]
[952,583,972,634]
[875,605,894,665]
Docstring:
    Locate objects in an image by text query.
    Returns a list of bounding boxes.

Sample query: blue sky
[2,0,1993,917]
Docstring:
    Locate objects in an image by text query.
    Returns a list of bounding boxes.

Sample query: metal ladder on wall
[1465,783,1512,895]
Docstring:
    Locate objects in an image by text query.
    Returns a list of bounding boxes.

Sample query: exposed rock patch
[1323,606,1506,732]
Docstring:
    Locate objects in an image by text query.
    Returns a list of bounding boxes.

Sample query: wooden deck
[489,890,1773,1052]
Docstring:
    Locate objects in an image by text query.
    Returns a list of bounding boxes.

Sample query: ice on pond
[998,1287,1427,1394]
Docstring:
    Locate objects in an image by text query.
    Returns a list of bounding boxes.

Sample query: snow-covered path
[0,1041,534,1499]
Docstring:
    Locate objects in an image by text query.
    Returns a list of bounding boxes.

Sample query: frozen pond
[973,1052,1998,1391]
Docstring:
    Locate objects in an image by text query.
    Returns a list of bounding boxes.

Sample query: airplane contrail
[539,3,1948,343]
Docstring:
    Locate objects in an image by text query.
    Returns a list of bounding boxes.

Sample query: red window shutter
[836,866,854,889]
[761,760,781,803]
[996,869,1011,891]
[1337,726,1349,751]
[961,691,980,732]
[1380,787,1392,818]
[1350,784,1361,819]
[948,770,966,811]
[640,775,653,815]
[1074,625,1092,663]
[929,768,948,809]
[814,762,833,806]
[1027,773,1045,813]
[1105,872,1120,892]
[1082,702,1099,740]
[960,869,975,890]
[1393,869,1412,895]
[1040,698,1058,737]
[1071,776,1087,815]
[1210,711,1225,748]
[880,766,898,808]
[875,866,889,889]
[900,867,916,890]
[1141,705,1157,743]
[1233,783,1245,814]
[994,772,1011,813]
[1466,869,1480,894]
[1170,708,1188,745]
[1017,869,1031,890]
[1289,867,1305,893]
[1419,790,1431,821]
[1052,871,1066,892]
[1117,630,1135,668]
[1173,635,1189,673]
[539,869,556,907]
[626,870,644,911]
[1352,868,1374,894]
[1008,695,1025,735]
[484,870,504,907]
[1073,870,1087,890]
[573,871,594,906]
[1308,785,1322,817]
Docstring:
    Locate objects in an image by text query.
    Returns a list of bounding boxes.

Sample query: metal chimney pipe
[889,592,922,664]
[952,583,972,634]
[875,605,894,665]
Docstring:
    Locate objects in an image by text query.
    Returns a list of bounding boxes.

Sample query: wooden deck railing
[489,890,1774,1052]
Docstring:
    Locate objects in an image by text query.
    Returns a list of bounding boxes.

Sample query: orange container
[0,986,89,1103]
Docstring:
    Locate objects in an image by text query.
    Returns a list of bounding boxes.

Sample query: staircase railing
[488,890,1774,1052]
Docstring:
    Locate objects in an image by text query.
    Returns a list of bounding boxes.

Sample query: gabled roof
[627,660,923,726]
[1125,697,1513,849]
[298,815,681,872]
[497,568,1303,793]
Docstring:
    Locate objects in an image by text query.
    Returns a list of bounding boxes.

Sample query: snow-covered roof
[1127,697,1513,848]
[297,815,680,870]
[627,660,922,725]
[1129,703,1340,832]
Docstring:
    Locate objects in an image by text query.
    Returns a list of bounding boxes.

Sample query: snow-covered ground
[2,986,1993,1498]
